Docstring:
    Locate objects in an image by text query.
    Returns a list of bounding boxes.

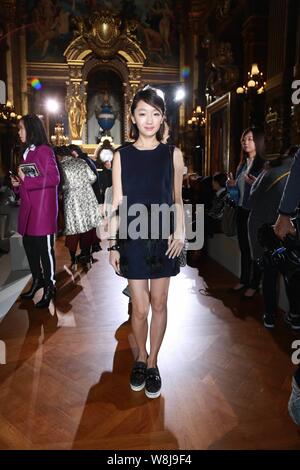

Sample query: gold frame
[205,92,231,175]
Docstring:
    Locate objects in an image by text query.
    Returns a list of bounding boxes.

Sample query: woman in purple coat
[10,114,60,308]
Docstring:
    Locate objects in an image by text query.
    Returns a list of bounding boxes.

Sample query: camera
[257,219,300,279]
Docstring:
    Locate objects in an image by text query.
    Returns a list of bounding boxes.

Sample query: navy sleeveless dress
[118,143,180,280]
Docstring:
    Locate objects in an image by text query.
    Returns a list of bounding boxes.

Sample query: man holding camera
[274,147,300,426]
[274,148,300,330]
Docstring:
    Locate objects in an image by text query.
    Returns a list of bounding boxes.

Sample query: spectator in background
[68,144,102,253]
[248,146,296,328]
[54,146,102,269]
[273,147,300,426]
[227,127,265,298]
[98,152,113,204]
[11,114,60,308]
[205,172,227,235]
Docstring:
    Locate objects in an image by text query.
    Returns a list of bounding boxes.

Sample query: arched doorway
[63,11,146,147]
[86,68,124,145]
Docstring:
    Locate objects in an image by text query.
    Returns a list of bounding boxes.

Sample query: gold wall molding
[205,92,231,175]
[265,73,283,91]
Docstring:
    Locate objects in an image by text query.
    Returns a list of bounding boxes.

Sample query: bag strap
[266,171,290,192]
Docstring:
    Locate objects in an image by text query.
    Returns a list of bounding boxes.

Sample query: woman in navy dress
[108,86,185,398]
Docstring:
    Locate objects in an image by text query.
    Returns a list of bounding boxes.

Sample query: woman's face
[18,120,26,144]
[132,100,164,138]
[241,131,256,156]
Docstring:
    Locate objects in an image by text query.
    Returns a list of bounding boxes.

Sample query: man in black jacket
[274,148,300,239]
[274,146,300,426]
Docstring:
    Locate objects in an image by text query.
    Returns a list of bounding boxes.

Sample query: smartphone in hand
[9,170,19,183]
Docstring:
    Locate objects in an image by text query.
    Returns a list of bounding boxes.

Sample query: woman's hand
[10,175,20,187]
[109,250,121,274]
[166,233,185,259]
[99,204,105,217]
[244,174,256,185]
[227,172,236,187]
[17,167,25,181]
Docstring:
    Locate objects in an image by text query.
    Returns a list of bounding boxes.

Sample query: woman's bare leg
[148,277,170,368]
[128,279,150,362]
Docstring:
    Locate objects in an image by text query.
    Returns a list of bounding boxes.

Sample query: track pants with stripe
[23,235,56,287]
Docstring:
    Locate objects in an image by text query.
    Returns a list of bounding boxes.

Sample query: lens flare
[31,78,42,90]
[181,66,190,79]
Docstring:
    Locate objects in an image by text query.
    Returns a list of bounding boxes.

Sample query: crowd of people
[8,87,300,420]
[10,116,113,307]
[183,126,300,425]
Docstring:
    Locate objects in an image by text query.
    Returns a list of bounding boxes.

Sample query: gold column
[123,82,129,141]
[127,64,143,140]
[65,60,86,143]
[127,64,143,100]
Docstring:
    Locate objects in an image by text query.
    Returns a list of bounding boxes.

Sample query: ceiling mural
[23,0,179,65]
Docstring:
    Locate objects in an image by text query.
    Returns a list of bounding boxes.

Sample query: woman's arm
[248,169,270,207]
[19,146,60,191]
[173,146,185,235]
[108,151,123,273]
[11,176,20,194]
[166,147,185,258]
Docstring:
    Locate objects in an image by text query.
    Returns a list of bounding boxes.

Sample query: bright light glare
[174,88,185,102]
[46,98,60,113]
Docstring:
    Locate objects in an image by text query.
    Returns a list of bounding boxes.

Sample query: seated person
[205,172,227,236]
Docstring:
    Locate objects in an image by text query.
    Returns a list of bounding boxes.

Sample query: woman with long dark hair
[108,86,185,399]
[10,114,60,308]
[227,127,265,298]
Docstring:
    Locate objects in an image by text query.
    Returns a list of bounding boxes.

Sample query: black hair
[212,172,227,188]
[130,86,166,141]
[21,114,49,148]
[53,145,70,157]
[53,146,69,190]
[68,144,86,157]
[239,127,265,175]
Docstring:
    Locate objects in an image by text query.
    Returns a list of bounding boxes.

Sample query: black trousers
[236,206,261,288]
[263,264,300,316]
[23,235,56,287]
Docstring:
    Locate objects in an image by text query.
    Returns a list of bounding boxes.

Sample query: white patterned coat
[60,156,102,235]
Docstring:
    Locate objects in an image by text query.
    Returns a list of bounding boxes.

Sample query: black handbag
[221,199,237,237]
[177,239,188,267]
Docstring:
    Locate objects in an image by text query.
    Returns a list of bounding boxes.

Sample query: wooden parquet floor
[0,238,299,450]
